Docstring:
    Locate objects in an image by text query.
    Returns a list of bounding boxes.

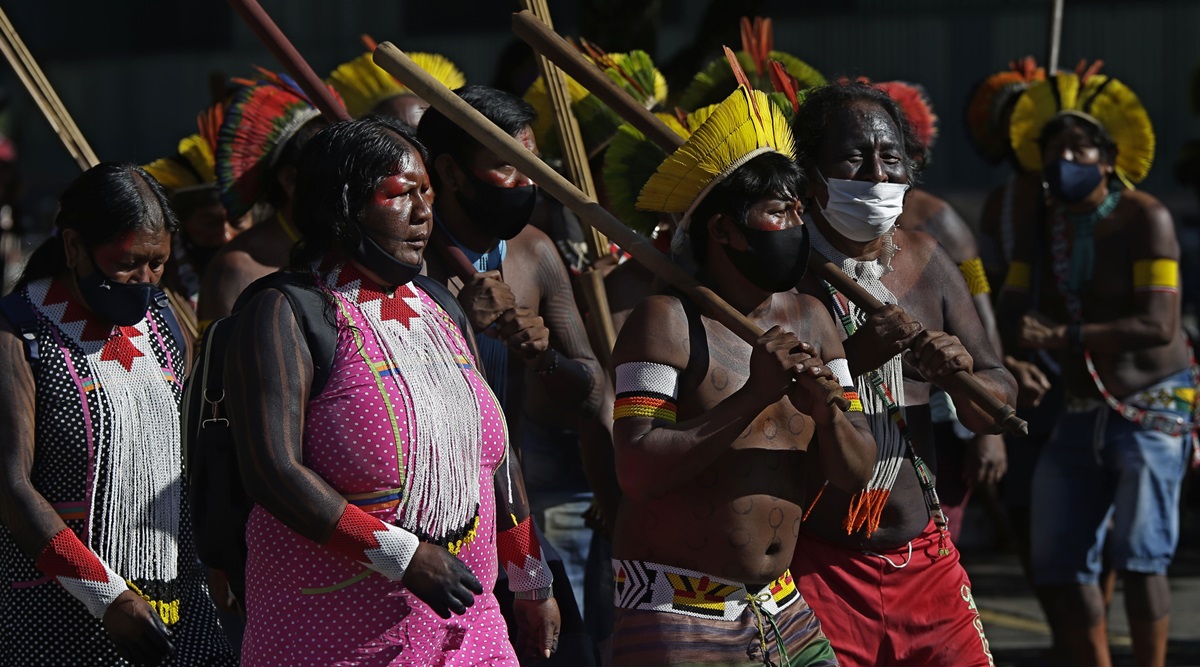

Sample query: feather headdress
[638,47,794,230]
[142,101,226,193]
[329,36,465,118]
[965,56,1045,164]
[602,111,694,235]
[216,69,338,220]
[523,45,668,159]
[678,17,824,112]
[872,80,938,150]
[1009,63,1154,186]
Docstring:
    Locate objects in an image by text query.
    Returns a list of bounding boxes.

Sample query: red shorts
[791,520,994,667]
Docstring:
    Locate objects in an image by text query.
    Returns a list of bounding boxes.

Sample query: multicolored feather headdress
[216,68,337,220]
[523,44,668,159]
[1009,62,1154,186]
[872,80,938,150]
[638,48,794,254]
[142,102,225,193]
[328,35,466,118]
[678,17,825,112]
[965,56,1045,164]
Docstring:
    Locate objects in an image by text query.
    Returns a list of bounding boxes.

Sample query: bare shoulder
[1114,189,1177,259]
[891,227,941,268]
[509,223,558,264]
[611,293,690,370]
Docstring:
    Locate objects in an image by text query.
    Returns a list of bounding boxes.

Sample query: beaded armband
[1133,259,1179,294]
[958,257,991,296]
[327,504,420,581]
[614,361,680,423]
[36,528,127,620]
[497,516,553,593]
[1002,260,1031,292]
[826,358,862,412]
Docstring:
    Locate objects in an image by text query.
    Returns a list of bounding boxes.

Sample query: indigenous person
[198,71,332,324]
[329,36,465,127]
[609,81,877,666]
[1000,71,1194,667]
[143,114,253,330]
[790,81,1017,667]
[417,85,612,655]
[224,116,561,666]
[0,163,235,665]
[878,79,1008,536]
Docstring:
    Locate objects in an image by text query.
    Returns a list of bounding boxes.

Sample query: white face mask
[816,172,909,242]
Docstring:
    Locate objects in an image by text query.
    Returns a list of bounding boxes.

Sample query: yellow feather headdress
[329,39,465,118]
[524,47,668,159]
[142,133,217,193]
[1009,66,1154,186]
[638,52,794,221]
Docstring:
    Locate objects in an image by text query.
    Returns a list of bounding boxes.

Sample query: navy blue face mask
[76,262,159,327]
[1044,158,1104,204]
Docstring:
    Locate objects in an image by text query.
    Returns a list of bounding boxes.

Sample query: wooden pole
[0,7,95,169]
[521,0,616,363]
[509,12,1027,435]
[226,0,350,123]
[1046,0,1065,74]
[373,42,846,410]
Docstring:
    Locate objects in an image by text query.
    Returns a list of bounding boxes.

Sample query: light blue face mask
[816,171,909,242]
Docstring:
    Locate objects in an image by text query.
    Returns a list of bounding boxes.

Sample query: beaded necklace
[1048,197,1200,440]
[824,284,951,557]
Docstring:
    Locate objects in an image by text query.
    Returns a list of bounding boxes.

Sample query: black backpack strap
[0,291,41,372]
[233,270,340,397]
[152,290,188,357]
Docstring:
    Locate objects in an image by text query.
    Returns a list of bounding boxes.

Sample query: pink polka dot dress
[240,265,516,667]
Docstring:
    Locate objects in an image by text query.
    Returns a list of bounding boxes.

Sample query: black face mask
[456,164,538,241]
[76,263,159,327]
[1044,158,1104,204]
[348,226,423,288]
[722,223,811,293]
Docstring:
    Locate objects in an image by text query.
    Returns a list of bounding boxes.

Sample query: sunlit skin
[374,94,430,129]
[795,99,1014,551]
[354,146,434,278]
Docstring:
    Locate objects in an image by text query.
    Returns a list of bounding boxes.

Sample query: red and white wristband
[327,504,420,581]
[36,528,127,619]
[497,516,553,599]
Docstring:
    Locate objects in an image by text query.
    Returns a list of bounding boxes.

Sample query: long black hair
[17,162,178,288]
[792,80,926,182]
[291,115,429,267]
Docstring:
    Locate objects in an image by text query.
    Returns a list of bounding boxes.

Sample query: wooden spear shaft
[227,0,350,123]
[374,43,846,410]
[510,10,1027,436]
[521,0,616,362]
[1046,0,1065,74]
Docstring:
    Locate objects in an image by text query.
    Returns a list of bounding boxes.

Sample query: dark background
[3,0,1199,231]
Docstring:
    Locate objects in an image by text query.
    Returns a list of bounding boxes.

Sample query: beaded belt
[613,559,800,621]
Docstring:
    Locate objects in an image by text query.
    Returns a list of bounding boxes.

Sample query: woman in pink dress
[225,116,561,666]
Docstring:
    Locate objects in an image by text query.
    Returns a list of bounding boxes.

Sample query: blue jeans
[1031,370,1193,585]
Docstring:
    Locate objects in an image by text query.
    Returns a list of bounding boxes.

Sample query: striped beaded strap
[958,256,991,296]
[824,282,951,555]
[614,361,680,423]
